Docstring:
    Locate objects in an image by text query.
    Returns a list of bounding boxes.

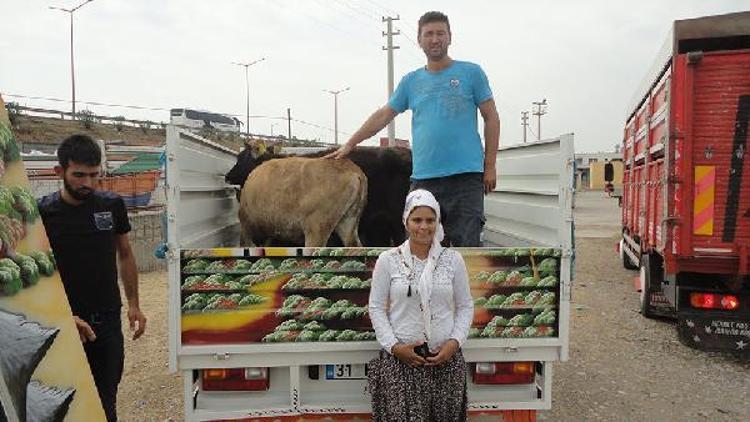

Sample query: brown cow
[238,156,367,247]
[227,144,412,246]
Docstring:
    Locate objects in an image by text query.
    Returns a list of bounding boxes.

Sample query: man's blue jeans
[410,172,485,247]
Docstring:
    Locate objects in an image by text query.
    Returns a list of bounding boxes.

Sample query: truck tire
[620,239,638,270]
[639,254,657,318]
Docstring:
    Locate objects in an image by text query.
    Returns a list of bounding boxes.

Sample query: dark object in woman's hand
[413,343,436,358]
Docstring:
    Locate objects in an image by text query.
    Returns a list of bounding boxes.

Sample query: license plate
[324,364,368,380]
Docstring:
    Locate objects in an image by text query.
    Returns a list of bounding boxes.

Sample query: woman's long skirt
[367,350,467,422]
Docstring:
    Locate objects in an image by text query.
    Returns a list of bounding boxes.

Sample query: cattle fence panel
[127,209,166,273]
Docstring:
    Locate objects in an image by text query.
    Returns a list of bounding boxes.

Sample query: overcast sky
[1,0,746,152]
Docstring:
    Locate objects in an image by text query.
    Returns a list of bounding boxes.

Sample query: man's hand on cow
[483,164,497,194]
[324,143,353,160]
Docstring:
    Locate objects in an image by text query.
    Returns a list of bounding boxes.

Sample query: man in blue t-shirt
[328,11,500,246]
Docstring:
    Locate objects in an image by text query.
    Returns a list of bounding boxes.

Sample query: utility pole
[521,111,529,143]
[49,0,95,119]
[270,123,276,137]
[232,57,265,135]
[324,87,350,145]
[287,108,292,142]
[382,16,400,146]
[532,99,548,141]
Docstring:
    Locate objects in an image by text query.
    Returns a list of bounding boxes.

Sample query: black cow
[226,145,412,247]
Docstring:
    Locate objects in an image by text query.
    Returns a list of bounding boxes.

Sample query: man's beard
[423,46,447,61]
[64,179,94,201]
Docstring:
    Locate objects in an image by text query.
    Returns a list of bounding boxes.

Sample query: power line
[521,111,530,143]
[2,92,171,112]
[293,117,352,137]
[350,0,383,19]
[363,0,398,18]
[359,0,419,36]
[331,0,379,24]
[527,121,538,140]
[264,0,380,49]
[532,99,548,141]
[398,30,419,48]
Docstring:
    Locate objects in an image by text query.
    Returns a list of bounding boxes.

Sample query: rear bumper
[677,313,750,353]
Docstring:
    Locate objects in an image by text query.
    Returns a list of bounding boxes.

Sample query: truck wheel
[639,254,657,318]
[620,239,638,270]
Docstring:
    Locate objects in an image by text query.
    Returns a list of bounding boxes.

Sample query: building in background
[379,137,410,148]
[575,151,623,190]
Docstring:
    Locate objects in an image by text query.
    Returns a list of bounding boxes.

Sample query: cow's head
[225,140,280,186]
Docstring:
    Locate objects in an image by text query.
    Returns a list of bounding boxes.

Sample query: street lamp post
[232,58,266,135]
[50,0,95,119]
[324,87,350,145]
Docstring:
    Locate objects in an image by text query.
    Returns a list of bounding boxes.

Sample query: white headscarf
[398,189,445,343]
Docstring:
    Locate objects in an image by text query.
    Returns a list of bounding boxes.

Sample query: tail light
[689,293,739,310]
[202,367,270,391]
[472,362,534,385]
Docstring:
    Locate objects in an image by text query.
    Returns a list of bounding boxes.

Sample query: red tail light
[202,368,270,391]
[689,293,739,310]
[472,362,535,385]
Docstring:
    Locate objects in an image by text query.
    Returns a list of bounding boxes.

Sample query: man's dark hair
[57,134,101,168]
[418,11,450,37]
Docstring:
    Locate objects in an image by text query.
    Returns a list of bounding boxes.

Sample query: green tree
[113,116,126,132]
[77,109,97,129]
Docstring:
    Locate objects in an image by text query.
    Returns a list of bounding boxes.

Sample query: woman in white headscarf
[367,189,474,421]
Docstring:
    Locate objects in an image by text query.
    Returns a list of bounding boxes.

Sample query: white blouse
[368,247,474,353]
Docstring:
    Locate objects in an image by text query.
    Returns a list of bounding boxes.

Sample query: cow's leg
[335,180,366,247]
[301,215,337,247]
[335,214,362,247]
[303,231,333,247]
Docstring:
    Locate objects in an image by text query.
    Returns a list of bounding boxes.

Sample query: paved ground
[572,190,622,238]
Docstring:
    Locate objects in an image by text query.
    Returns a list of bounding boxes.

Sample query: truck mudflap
[677,314,750,353]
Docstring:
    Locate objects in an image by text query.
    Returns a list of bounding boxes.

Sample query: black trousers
[81,310,124,422]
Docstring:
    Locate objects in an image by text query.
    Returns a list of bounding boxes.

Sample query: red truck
[618,11,750,352]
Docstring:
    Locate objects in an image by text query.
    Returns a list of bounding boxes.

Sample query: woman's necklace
[397,249,419,297]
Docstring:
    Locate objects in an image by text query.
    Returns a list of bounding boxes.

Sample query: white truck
[165,125,575,421]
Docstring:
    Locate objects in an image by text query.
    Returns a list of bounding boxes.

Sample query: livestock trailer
[619,11,750,352]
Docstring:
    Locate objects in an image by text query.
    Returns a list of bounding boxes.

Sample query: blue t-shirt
[388,60,493,180]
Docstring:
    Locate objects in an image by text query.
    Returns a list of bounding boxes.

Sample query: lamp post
[232,58,266,135]
[49,0,95,119]
[323,87,350,145]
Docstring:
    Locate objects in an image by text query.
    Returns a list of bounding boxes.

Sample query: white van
[170,108,241,133]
